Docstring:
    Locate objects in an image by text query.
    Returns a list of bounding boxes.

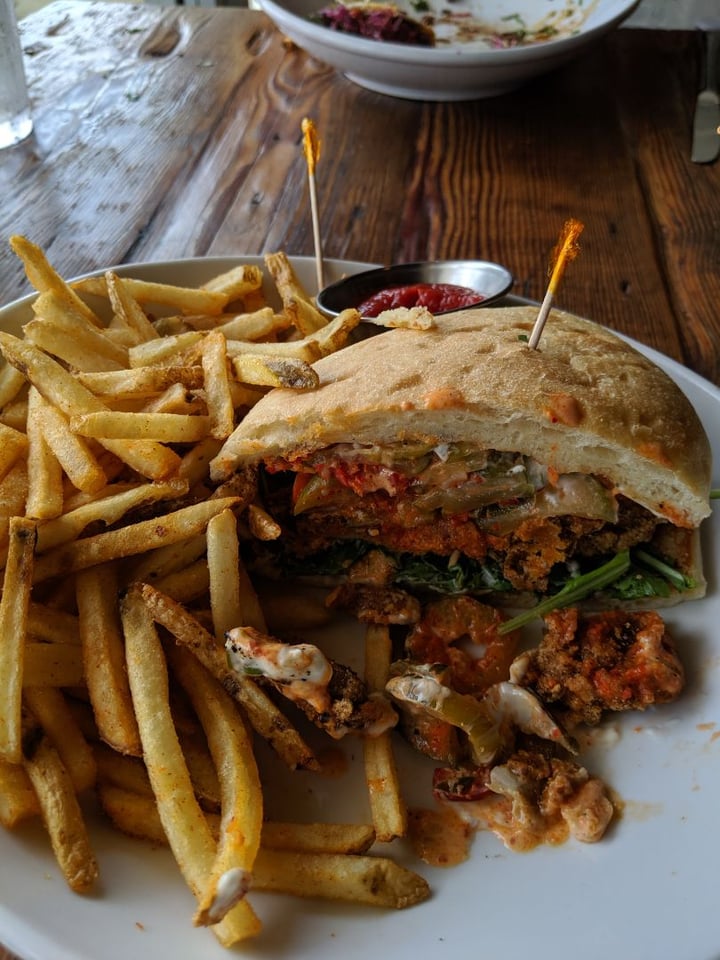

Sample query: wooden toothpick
[527,218,584,349]
[301,117,324,292]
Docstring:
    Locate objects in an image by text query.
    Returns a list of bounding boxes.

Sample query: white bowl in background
[258,0,640,100]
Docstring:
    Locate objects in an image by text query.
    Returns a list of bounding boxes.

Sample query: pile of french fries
[0,236,428,948]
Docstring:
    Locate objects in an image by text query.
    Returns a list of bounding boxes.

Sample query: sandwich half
[210,306,711,609]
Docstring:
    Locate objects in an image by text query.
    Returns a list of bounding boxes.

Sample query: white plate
[258,0,640,100]
[1,256,719,960]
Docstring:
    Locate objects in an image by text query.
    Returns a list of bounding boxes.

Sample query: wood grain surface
[0,4,719,957]
[1,3,719,381]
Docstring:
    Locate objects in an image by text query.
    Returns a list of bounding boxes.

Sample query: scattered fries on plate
[0,237,428,947]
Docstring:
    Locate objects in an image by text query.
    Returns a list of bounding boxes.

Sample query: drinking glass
[0,0,33,149]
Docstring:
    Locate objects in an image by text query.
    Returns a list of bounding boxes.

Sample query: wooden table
[1,0,719,385]
[0,4,718,957]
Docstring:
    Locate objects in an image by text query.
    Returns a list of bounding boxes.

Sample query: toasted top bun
[211,306,712,528]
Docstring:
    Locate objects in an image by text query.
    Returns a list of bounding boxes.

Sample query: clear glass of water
[0,0,33,149]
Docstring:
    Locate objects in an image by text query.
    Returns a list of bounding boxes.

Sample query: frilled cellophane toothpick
[301,117,324,292]
[527,218,584,349]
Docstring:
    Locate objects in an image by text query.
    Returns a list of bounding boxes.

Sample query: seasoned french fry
[121,587,257,946]
[25,388,64,520]
[153,559,210,603]
[261,821,375,855]
[33,497,240,583]
[127,331,204,368]
[252,848,430,909]
[36,479,189,554]
[105,272,161,344]
[311,308,361,356]
[0,517,36,763]
[206,505,267,635]
[230,354,319,390]
[201,331,234,439]
[76,563,142,756]
[9,235,102,330]
[25,314,126,371]
[22,686,97,794]
[77,365,204,401]
[213,308,290,341]
[169,646,262,929]
[23,643,84,688]
[73,275,229,316]
[137,584,316,771]
[27,603,81,645]
[34,392,107,495]
[93,742,152,796]
[0,361,27,409]
[21,707,99,893]
[201,263,264,301]
[70,410,211,443]
[247,502,282,541]
[0,758,40,827]
[0,421,28,484]
[264,251,328,334]
[0,334,181,480]
[226,337,322,363]
[363,624,407,842]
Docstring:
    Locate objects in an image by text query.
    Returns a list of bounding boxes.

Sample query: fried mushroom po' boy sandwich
[210,306,711,612]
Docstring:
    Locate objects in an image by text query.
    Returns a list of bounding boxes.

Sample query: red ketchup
[357,282,484,317]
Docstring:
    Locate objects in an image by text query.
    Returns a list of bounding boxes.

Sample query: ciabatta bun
[212,306,711,530]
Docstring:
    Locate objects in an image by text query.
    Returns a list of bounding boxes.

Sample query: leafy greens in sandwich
[210,306,711,610]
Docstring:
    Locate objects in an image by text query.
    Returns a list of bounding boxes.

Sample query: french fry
[76,563,142,756]
[136,584,316,771]
[311,308,361,356]
[33,391,107,495]
[0,361,27,409]
[261,821,375,855]
[201,331,234,439]
[0,421,28,484]
[141,381,205,416]
[201,263,264,301]
[36,479,190,554]
[27,603,81,645]
[0,758,40,827]
[22,686,97,794]
[70,410,211,443]
[125,532,208,585]
[25,388,64,520]
[77,365,204,401]
[105,271,161,344]
[93,742,152,796]
[247,502,282,541]
[9,235,102,330]
[73,275,229,316]
[0,517,36,763]
[32,496,240,583]
[127,331,204,368]
[154,559,210,603]
[25,310,127,370]
[363,624,407,842]
[263,251,328,334]
[23,643,84,688]
[252,848,430,909]
[230,354,319,390]
[21,706,99,893]
[206,505,267,635]
[121,587,257,946]
[169,645,263,930]
[0,333,181,480]
[226,337,322,363]
[213,308,290,341]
